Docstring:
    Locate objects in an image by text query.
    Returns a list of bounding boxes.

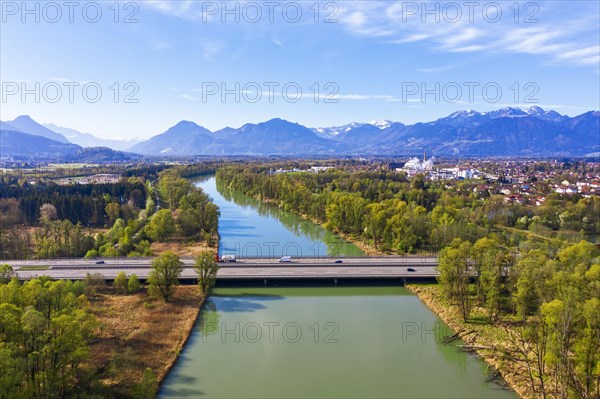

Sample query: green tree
[0,278,97,398]
[194,253,219,296]
[105,202,121,225]
[128,273,141,294]
[437,238,473,321]
[473,237,508,321]
[0,264,14,283]
[114,271,128,294]
[146,209,175,242]
[133,367,158,399]
[148,252,182,302]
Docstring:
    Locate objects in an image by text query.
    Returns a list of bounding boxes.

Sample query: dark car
[407,267,416,272]
[334,259,343,264]
[95,260,105,264]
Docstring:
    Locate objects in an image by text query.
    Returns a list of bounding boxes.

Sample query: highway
[3,257,440,281]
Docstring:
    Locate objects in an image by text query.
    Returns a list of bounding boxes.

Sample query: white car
[279,256,292,263]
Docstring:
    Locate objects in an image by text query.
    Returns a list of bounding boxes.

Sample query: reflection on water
[159,287,517,399]
[194,176,364,257]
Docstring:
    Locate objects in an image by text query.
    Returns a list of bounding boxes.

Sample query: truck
[221,254,237,262]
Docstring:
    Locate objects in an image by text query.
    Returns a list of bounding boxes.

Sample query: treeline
[121,162,218,181]
[1,163,220,259]
[85,168,219,258]
[0,180,146,226]
[217,166,483,252]
[438,239,599,399]
[217,165,599,253]
[154,168,219,241]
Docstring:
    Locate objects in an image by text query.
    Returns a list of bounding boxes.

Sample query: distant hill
[223,118,336,155]
[0,128,141,162]
[128,120,215,155]
[5,115,70,143]
[44,123,143,151]
[129,118,337,156]
[0,129,80,158]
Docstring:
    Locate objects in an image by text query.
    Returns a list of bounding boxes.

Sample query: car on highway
[95,260,105,264]
[407,267,416,272]
[279,256,292,263]
[334,259,343,264]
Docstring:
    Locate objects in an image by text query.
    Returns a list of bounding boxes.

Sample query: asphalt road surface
[4,257,439,280]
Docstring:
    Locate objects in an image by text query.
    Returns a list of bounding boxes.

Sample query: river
[158,176,517,398]
[197,176,364,258]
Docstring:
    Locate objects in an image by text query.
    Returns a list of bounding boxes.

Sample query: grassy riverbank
[87,286,204,397]
[407,284,533,399]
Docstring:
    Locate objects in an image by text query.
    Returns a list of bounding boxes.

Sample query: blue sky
[1,0,599,140]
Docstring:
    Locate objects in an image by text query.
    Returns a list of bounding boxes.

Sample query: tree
[114,271,128,294]
[128,274,141,294]
[437,238,473,321]
[0,264,14,284]
[194,253,219,296]
[473,237,508,321]
[105,202,121,225]
[148,252,182,302]
[39,203,57,223]
[83,272,106,297]
[0,278,97,398]
[133,367,158,399]
[145,209,175,242]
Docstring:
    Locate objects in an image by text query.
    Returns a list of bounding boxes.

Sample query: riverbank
[253,194,385,256]
[87,286,204,397]
[407,284,533,399]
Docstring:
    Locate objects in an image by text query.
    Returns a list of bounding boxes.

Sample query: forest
[0,166,219,259]
[217,165,600,253]
[0,276,98,398]
[436,238,599,399]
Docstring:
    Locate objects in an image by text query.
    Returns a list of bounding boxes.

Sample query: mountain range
[1,106,598,160]
[0,116,140,162]
[127,106,599,157]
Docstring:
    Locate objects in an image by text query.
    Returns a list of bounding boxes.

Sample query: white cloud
[336,1,600,68]
[415,65,456,73]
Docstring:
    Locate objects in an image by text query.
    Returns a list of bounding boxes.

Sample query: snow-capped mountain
[3,106,598,158]
[367,120,394,129]
[313,120,395,137]
[485,107,529,118]
[525,105,570,123]
[312,122,365,138]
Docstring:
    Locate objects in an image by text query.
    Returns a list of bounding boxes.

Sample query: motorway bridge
[4,257,440,283]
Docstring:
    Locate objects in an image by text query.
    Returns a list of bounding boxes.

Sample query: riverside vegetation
[217,163,599,253]
[0,252,219,398]
[0,164,219,259]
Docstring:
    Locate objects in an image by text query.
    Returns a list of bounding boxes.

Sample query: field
[86,286,204,397]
